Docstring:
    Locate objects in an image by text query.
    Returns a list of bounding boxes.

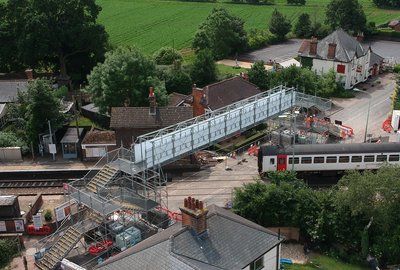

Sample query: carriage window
[389,155,400,161]
[364,155,375,162]
[351,156,362,163]
[270,158,275,165]
[376,155,387,162]
[288,157,299,164]
[279,158,285,164]
[327,156,337,163]
[301,157,312,164]
[339,156,349,163]
[314,157,325,163]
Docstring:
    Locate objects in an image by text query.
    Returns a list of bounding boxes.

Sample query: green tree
[287,0,305,4]
[165,62,193,94]
[373,0,400,8]
[192,8,247,59]
[0,239,19,267]
[0,132,29,154]
[153,47,183,65]
[85,46,168,114]
[248,61,270,90]
[269,9,292,40]
[294,13,312,38]
[0,0,108,79]
[190,49,217,87]
[325,0,367,33]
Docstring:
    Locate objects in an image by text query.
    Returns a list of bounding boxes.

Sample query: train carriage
[258,143,400,174]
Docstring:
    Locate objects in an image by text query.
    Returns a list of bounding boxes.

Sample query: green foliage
[247,29,279,50]
[0,131,29,154]
[190,49,217,87]
[294,13,312,38]
[377,29,400,39]
[394,65,400,73]
[153,47,183,65]
[216,64,247,80]
[192,8,247,59]
[287,0,305,5]
[44,209,53,221]
[0,0,108,78]
[0,239,19,267]
[248,61,270,90]
[269,9,292,40]
[54,86,68,99]
[373,0,400,8]
[391,75,400,110]
[85,46,168,114]
[285,255,368,270]
[165,62,193,94]
[325,0,367,33]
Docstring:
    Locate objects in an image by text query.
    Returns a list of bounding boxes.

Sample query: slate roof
[0,195,18,206]
[110,107,193,129]
[81,103,110,116]
[96,204,282,270]
[0,80,28,103]
[370,51,384,66]
[81,128,116,145]
[298,29,368,62]
[203,76,261,110]
[168,92,190,107]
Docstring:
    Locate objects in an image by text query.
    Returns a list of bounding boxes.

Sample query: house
[81,127,117,161]
[298,29,383,89]
[173,76,261,117]
[96,196,283,270]
[388,19,400,32]
[81,103,110,128]
[110,88,193,148]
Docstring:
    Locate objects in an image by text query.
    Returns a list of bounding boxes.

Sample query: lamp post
[353,88,371,143]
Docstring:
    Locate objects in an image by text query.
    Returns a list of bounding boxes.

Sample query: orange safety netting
[382,118,393,133]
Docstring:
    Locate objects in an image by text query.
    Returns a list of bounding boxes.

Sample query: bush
[54,86,68,99]
[44,209,53,221]
[0,239,19,267]
[153,47,183,65]
[394,64,400,73]
[247,29,279,50]
[377,29,400,39]
[0,131,30,154]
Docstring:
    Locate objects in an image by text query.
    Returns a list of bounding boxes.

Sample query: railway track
[0,179,80,188]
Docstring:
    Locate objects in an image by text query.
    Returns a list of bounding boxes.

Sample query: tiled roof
[110,107,193,129]
[0,80,28,103]
[203,76,260,110]
[96,205,282,270]
[81,128,116,145]
[168,92,189,107]
[388,19,399,27]
[298,29,367,62]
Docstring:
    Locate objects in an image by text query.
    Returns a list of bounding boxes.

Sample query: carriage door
[277,155,287,171]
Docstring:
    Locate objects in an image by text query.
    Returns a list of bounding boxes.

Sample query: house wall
[115,128,157,148]
[312,51,369,89]
[242,245,280,270]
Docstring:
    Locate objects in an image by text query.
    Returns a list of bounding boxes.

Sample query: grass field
[97,0,400,54]
[283,255,369,270]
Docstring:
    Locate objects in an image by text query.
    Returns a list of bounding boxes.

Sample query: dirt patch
[281,243,316,264]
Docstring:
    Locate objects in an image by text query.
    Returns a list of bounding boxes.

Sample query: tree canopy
[373,0,400,8]
[269,9,292,40]
[325,0,367,34]
[293,13,312,38]
[85,46,168,114]
[190,49,218,87]
[192,8,247,59]
[0,0,108,79]
[248,61,269,90]
[153,47,183,65]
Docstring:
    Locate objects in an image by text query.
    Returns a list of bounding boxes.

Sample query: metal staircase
[86,164,119,193]
[35,227,82,270]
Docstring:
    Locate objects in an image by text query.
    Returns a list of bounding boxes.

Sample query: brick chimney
[180,196,208,235]
[191,84,206,117]
[149,87,156,115]
[309,37,318,56]
[356,32,364,43]
[25,69,33,81]
[327,43,337,59]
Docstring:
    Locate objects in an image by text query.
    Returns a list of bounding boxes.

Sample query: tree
[0,132,29,154]
[153,47,183,65]
[85,46,168,114]
[190,49,217,87]
[0,0,109,79]
[248,61,270,90]
[165,61,193,95]
[269,9,292,40]
[192,8,247,59]
[325,0,367,34]
[373,0,400,8]
[287,0,305,4]
[294,13,312,38]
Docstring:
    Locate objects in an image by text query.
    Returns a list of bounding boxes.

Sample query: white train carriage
[258,143,400,174]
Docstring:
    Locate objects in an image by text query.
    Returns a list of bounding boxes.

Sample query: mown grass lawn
[283,255,369,270]
[217,64,248,78]
[97,0,400,54]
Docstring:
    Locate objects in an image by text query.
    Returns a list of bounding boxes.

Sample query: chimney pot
[184,198,188,208]
[199,201,203,210]
[25,69,33,81]
[195,199,200,210]
[149,86,156,115]
[179,196,209,235]
[149,86,154,97]
[309,37,318,56]
[191,198,196,210]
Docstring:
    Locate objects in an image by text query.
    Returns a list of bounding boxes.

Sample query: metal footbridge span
[133,86,331,170]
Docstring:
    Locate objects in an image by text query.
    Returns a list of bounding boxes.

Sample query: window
[339,156,349,163]
[250,256,264,270]
[364,155,375,162]
[376,155,387,162]
[327,156,337,163]
[314,157,325,163]
[288,157,299,164]
[270,158,275,165]
[337,64,346,74]
[351,156,362,163]
[389,155,399,161]
[301,157,312,164]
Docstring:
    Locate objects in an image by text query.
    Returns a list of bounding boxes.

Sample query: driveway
[241,39,400,64]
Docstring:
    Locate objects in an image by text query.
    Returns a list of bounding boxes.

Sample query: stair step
[35,262,47,270]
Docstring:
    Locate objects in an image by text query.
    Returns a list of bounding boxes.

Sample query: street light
[279,110,300,171]
[353,88,371,143]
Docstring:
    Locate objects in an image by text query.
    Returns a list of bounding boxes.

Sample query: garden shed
[60,127,84,159]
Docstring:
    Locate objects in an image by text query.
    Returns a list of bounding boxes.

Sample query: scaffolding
[34,86,331,269]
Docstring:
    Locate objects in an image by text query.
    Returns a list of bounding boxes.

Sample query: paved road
[241,39,400,64]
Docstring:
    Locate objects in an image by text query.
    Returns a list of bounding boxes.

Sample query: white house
[298,29,382,89]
